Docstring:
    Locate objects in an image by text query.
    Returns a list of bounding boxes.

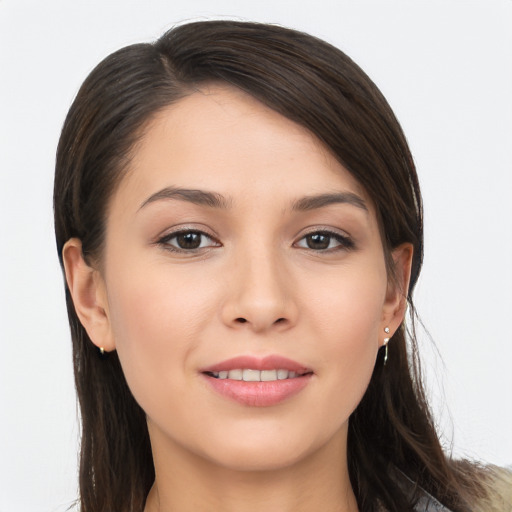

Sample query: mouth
[204,368,311,381]
[200,355,313,407]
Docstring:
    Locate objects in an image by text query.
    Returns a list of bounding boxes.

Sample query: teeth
[261,370,277,381]
[228,369,243,380]
[213,369,303,381]
[277,369,289,380]
[242,369,260,382]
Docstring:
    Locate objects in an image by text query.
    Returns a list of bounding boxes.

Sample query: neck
[144,425,358,512]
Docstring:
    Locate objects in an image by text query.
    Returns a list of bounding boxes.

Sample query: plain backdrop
[1,1,511,510]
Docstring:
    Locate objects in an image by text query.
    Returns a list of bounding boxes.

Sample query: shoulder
[396,464,512,512]
[413,467,512,512]
[474,465,512,512]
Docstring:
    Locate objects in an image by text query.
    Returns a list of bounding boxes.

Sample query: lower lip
[203,374,312,407]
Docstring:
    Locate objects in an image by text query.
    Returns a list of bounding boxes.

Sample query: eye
[158,230,220,252]
[295,231,355,251]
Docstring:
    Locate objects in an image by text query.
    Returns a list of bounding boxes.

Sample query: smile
[201,355,313,407]
[206,369,306,381]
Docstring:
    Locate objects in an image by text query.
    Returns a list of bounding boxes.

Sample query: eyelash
[294,230,355,252]
[157,229,220,253]
[156,229,355,254]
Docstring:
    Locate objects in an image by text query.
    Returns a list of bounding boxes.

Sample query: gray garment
[393,469,454,512]
[414,490,453,511]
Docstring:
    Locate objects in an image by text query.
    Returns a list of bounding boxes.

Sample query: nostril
[233,317,287,326]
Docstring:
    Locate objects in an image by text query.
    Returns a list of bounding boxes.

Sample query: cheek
[302,262,386,413]
[104,261,218,411]
[305,259,386,347]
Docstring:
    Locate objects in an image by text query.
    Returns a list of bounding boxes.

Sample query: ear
[381,243,413,341]
[62,238,115,352]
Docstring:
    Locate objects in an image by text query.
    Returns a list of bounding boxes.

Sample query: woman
[53,20,508,512]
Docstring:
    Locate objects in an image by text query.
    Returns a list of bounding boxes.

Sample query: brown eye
[295,231,355,251]
[305,233,331,250]
[159,230,219,252]
[176,232,203,249]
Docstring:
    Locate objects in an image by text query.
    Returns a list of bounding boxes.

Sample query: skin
[64,85,412,512]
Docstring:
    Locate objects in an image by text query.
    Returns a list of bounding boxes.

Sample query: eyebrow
[139,187,368,213]
[139,187,231,210]
[291,192,368,213]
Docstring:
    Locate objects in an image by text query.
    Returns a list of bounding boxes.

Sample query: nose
[220,248,298,333]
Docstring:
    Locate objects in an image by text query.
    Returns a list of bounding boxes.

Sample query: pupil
[177,232,201,249]
[307,233,330,250]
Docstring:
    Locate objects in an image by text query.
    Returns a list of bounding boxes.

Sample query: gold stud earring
[383,327,390,365]
[98,347,109,359]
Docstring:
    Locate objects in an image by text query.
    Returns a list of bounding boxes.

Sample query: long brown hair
[54,20,486,512]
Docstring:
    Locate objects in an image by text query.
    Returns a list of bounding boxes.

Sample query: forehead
[113,85,371,213]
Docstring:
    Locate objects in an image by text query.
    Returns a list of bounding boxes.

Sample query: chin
[193,420,347,473]
[205,447,311,473]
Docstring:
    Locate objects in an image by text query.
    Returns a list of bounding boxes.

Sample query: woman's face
[87,86,406,471]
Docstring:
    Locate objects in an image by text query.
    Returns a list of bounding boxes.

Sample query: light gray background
[1,1,511,510]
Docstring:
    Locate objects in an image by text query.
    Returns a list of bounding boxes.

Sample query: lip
[201,355,310,374]
[200,355,313,407]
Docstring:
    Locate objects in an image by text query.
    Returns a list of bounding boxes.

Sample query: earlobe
[62,238,115,352]
[381,243,414,337]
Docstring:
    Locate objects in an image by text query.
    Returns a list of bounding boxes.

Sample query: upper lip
[200,355,312,374]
